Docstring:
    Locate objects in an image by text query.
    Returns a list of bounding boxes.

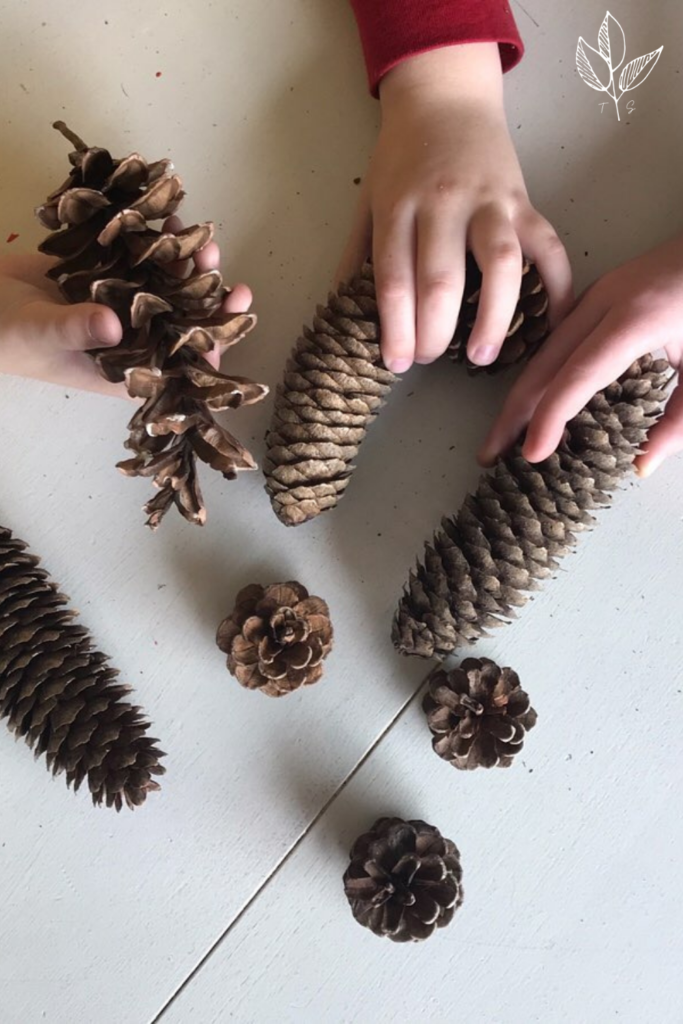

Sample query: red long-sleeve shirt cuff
[350,1,524,96]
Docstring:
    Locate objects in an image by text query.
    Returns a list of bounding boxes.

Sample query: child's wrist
[379,43,504,113]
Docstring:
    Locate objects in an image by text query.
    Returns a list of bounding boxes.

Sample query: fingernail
[386,358,412,374]
[89,311,117,345]
[470,346,497,366]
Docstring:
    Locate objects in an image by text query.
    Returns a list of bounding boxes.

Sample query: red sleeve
[350,0,524,96]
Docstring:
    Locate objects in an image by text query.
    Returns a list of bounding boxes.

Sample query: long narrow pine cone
[264,260,549,527]
[423,658,537,770]
[343,817,464,942]
[36,121,268,529]
[394,356,671,659]
[0,527,165,809]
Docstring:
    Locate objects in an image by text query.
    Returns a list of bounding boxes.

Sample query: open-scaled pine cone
[36,121,268,530]
[423,658,537,770]
[216,582,333,697]
[343,817,464,942]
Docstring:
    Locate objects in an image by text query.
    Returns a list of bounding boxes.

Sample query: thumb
[334,180,372,289]
[23,299,122,352]
[636,377,683,477]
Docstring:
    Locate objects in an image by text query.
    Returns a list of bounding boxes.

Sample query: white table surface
[0,1,681,1022]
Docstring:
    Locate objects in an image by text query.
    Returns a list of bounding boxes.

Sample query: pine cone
[423,658,536,770]
[394,356,671,658]
[343,817,464,942]
[448,255,548,372]
[0,527,165,809]
[264,260,550,527]
[216,582,333,697]
[36,122,268,530]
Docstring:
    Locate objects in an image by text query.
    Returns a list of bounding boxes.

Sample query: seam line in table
[152,671,432,1023]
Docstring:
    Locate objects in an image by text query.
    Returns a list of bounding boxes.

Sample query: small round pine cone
[343,817,464,942]
[216,582,333,697]
[423,657,537,770]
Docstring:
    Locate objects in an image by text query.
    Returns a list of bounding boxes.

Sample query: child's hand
[479,232,683,477]
[0,225,252,395]
[0,253,125,395]
[336,43,573,373]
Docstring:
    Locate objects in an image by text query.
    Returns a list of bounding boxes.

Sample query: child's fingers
[635,376,683,477]
[335,182,372,288]
[518,211,574,329]
[18,299,122,353]
[193,241,221,274]
[414,211,466,364]
[521,313,647,462]
[162,215,192,280]
[162,215,219,279]
[466,210,523,366]
[57,352,130,397]
[202,284,255,370]
[373,210,417,373]
[222,283,253,314]
[0,253,58,287]
[478,291,605,465]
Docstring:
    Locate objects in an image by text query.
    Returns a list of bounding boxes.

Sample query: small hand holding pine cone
[36,121,268,529]
[264,259,549,527]
[423,658,536,770]
[0,527,164,809]
[216,582,333,697]
[343,817,464,942]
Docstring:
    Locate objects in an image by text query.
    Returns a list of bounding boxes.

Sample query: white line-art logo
[576,11,663,120]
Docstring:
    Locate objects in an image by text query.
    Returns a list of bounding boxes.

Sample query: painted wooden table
[0,1,681,1021]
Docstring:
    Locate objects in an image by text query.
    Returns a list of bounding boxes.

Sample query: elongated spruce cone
[423,658,537,770]
[265,259,550,527]
[36,122,267,529]
[0,527,165,809]
[343,817,464,942]
[264,264,396,526]
[394,356,671,658]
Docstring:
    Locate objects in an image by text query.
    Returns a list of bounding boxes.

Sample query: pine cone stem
[52,120,87,152]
